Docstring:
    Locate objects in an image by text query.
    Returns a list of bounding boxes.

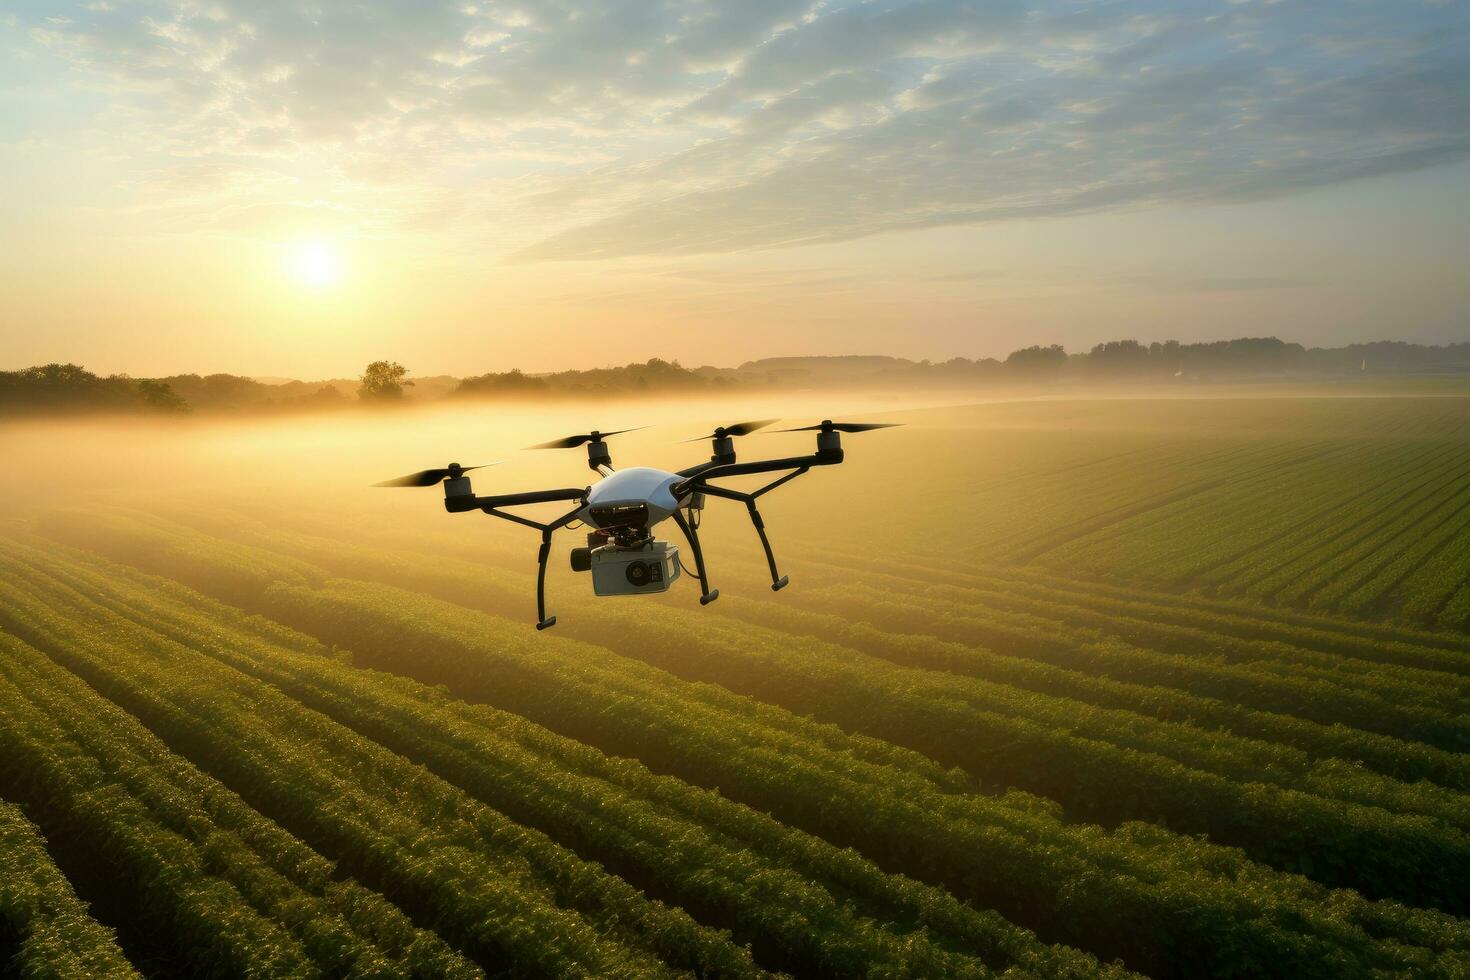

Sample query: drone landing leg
[535,530,556,630]
[745,500,789,592]
[697,471,804,593]
[671,510,719,605]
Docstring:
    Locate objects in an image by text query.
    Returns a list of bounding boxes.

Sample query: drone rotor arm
[476,487,589,511]
[440,484,586,629]
[485,498,586,629]
[673,449,839,494]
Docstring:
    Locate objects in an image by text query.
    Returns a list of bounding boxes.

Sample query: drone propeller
[776,420,900,433]
[681,419,778,442]
[372,462,498,488]
[527,427,647,450]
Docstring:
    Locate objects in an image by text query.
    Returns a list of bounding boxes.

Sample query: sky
[1,0,1467,379]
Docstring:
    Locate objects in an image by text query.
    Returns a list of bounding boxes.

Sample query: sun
[288,240,344,289]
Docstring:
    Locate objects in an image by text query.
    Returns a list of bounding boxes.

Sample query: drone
[374,419,897,629]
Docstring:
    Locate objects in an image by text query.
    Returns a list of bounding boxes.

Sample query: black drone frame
[445,485,587,630]
[668,437,845,602]
[438,424,855,630]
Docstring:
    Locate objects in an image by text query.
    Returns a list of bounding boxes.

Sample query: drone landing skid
[695,467,804,594]
[671,509,719,606]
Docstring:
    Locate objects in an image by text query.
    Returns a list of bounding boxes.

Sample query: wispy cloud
[1110,274,1312,294]
[12,0,1469,260]
[925,270,1006,283]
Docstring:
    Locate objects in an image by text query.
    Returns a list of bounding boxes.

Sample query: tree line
[4,337,1468,417]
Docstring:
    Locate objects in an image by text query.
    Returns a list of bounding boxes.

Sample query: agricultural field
[3,387,1470,978]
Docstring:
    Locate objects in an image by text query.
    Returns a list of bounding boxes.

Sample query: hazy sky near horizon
[2,0,1467,378]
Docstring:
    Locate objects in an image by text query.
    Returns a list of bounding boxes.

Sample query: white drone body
[377,419,896,630]
[583,466,685,526]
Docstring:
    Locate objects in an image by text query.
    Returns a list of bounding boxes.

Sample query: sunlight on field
[4,384,1470,978]
[6,387,1470,626]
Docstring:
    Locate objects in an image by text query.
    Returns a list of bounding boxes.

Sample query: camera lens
[625,561,651,587]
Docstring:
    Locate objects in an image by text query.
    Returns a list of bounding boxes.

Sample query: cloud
[1111,274,1312,294]
[512,4,1470,260]
[12,0,1470,259]
[926,270,1005,282]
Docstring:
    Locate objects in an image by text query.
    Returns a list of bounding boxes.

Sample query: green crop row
[715,558,1470,745]
[0,632,481,980]
[33,511,1470,909]
[26,514,1462,976]
[68,507,1470,786]
[994,441,1336,563]
[1232,451,1470,604]
[537,591,1470,911]
[10,535,1117,980]
[60,509,1470,840]
[0,559,766,980]
[785,579,1470,745]
[115,514,1470,897]
[250,578,1470,977]
[794,421,1470,628]
[1393,524,1470,627]
[781,555,1470,705]
[266,491,1470,677]
[709,594,1470,793]
[789,553,1470,696]
[1311,486,1470,611]
[905,418,1470,628]
[813,546,1470,660]
[908,439,1275,560]
[134,549,1470,980]
[0,798,140,980]
[116,457,1470,656]
[1281,459,1470,609]
[27,513,998,789]
[1041,438,1450,588]
[1436,582,1470,632]
[1041,438,1393,565]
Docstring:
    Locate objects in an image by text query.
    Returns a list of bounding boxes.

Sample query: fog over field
[6,384,1470,978]
[9,383,1470,625]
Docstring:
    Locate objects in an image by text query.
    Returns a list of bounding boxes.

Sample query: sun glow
[288,240,344,289]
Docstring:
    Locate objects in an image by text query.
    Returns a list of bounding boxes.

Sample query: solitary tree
[358,361,414,401]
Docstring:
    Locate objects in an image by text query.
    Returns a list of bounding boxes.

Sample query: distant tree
[1146,340,1180,369]
[358,361,414,401]
[1088,339,1152,377]
[0,364,201,415]
[154,373,268,411]
[454,368,550,399]
[137,379,190,413]
[1004,344,1068,379]
[294,385,346,409]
